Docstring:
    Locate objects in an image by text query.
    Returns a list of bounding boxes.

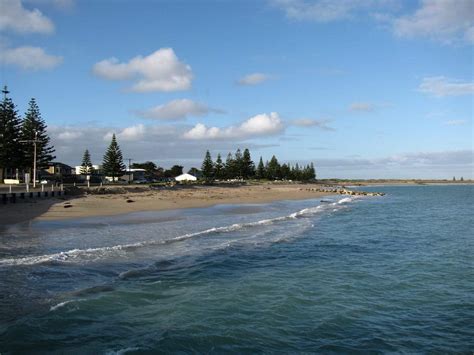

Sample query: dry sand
[0,184,333,225]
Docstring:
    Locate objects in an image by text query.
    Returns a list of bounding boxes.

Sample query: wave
[0,196,357,268]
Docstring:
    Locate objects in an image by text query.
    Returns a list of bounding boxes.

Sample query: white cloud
[237,73,271,86]
[57,130,82,140]
[0,0,54,34]
[291,118,335,130]
[270,0,394,23]
[104,124,147,142]
[136,99,222,120]
[183,112,284,140]
[419,76,474,97]
[443,120,467,126]
[93,48,193,92]
[0,45,62,70]
[393,0,474,44]
[349,102,375,112]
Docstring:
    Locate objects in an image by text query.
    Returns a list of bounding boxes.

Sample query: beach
[0,183,333,225]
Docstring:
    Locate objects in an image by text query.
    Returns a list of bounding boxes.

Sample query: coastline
[0,184,335,225]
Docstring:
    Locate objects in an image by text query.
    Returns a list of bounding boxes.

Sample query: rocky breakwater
[303,187,385,197]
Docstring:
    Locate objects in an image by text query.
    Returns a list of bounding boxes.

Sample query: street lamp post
[20,131,40,188]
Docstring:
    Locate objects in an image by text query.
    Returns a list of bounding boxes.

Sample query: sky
[0,0,473,179]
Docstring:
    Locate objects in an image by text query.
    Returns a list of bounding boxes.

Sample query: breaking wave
[0,196,357,267]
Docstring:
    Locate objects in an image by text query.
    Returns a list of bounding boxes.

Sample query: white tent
[175,173,197,182]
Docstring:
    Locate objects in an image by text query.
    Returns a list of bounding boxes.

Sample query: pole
[127,158,132,184]
[33,131,37,188]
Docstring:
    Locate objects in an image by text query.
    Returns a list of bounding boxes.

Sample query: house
[175,173,197,182]
[45,162,73,177]
[121,168,147,182]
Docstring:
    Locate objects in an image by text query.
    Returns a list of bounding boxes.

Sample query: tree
[102,134,125,181]
[132,161,160,180]
[201,150,214,181]
[0,88,23,181]
[242,148,255,179]
[188,167,202,178]
[225,152,236,179]
[21,98,55,174]
[80,149,93,174]
[267,155,281,180]
[169,165,183,177]
[234,148,243,178]
[256,156,265,179]
[214,153,224,180]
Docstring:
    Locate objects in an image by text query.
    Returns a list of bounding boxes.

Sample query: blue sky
[1,0,473,178]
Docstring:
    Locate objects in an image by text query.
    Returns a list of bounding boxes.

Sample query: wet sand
[0,184,333,225]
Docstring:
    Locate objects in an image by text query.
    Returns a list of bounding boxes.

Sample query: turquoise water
[0,185,473,353]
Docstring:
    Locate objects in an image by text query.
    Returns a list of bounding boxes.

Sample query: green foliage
[132,161,163,180]
[102,134,126,181]
[21,98,55,171]
[0,90,23,180]
[80,149,93,174]
[214,153,224,179]
[164,165,183,178]
[201,150,214,181]
[242,148,255,179]
[256,156,265,179]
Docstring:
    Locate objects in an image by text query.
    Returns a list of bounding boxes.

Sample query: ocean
[0,185,473,353]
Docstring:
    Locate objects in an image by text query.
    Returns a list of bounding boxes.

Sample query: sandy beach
[1,183,334,225]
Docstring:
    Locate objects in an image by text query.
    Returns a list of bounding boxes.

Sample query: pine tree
[80,149,93,174]
[201,150,214,181]
[267,155,281,180]
[214,153,224,180]
[225,152,236,179]
[242,148,255,179]
[256,156,265,179]
[102,134,125,181]
[234,148,243,178]
[0,87,23,181]
[20,98,55,173]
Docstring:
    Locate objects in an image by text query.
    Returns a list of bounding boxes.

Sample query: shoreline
[0,184,337,226]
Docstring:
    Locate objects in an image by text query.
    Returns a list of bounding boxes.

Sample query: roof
[175,173,197,181]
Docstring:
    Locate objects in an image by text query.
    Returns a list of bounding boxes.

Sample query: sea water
[0,185,473,353]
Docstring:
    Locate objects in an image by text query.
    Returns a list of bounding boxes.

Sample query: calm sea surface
[0,185,473,353]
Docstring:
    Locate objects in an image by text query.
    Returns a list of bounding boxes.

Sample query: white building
[175,173,197,182]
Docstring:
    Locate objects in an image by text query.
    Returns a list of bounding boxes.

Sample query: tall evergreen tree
[214,153,224,180]
[267,155,281,180]
[102,134,125,181]
[256,156,265,179]
[21,98,55,174]
[242,148,255,179]
[0,87,23,181]
[201,150,214,181]
[225,152,236,179]
[234,148,243,178]
[80,149,93,174]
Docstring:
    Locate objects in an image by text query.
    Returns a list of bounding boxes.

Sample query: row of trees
[201,148,316,182]
[0,87,55,181]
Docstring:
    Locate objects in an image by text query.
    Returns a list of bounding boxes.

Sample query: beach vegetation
[201,150,215,181]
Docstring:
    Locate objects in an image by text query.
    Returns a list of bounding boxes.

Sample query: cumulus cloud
[92,48,193,92]
[48,124,275,167]
[349,102,375,112]
[136,99,223,120]
[183,112,284,140]
[237,73,271,86]
[393,0,474,44]
[0,0,54,34]
[0,44,62,70]
[291,118,335,131]
[419,76,474,97]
